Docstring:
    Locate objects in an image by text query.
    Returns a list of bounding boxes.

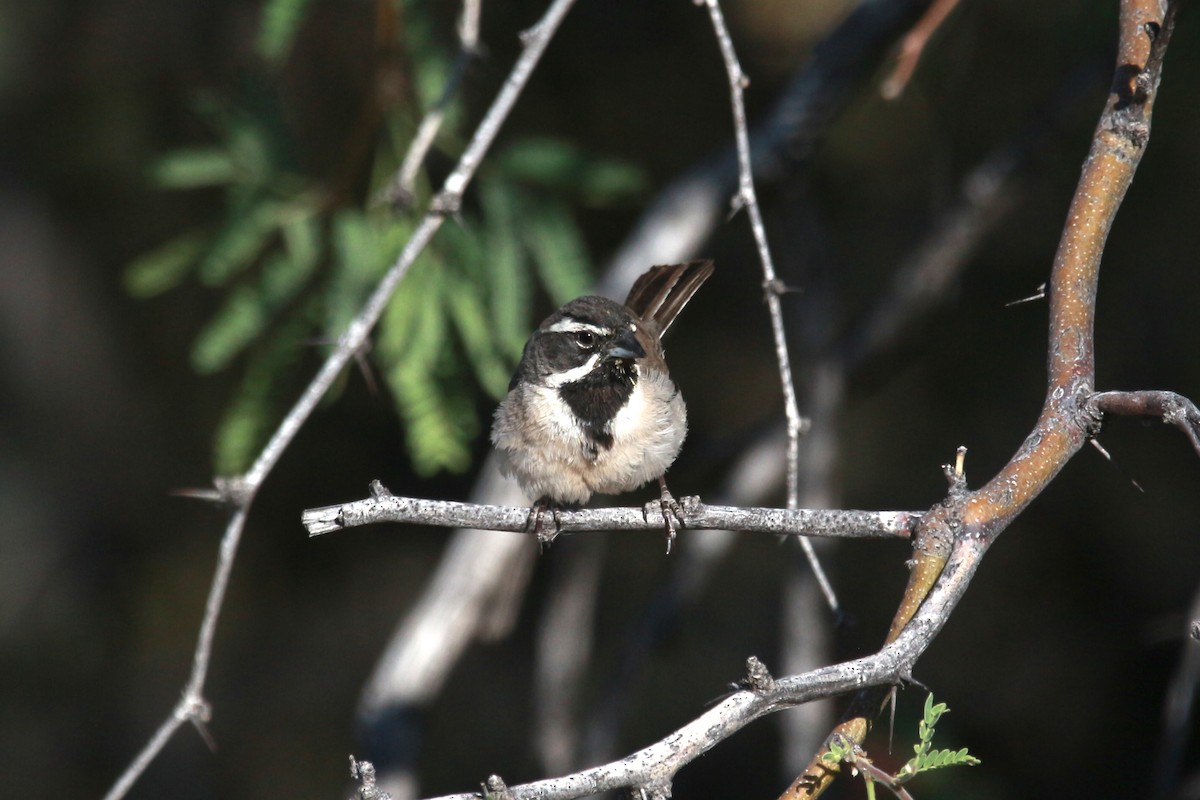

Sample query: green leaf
[444,270,512,399]
[211,315,305,475]
[191,285,268,373]
[191,208,320,374]
[390,366,474,476]
[198,196,286,286]
[497,138,647,205]
[377,263,475,475]
[923,692,947,726]
[476,178,531,360]
[263,211,321,302]
[226,115,277,189]
[258,0,314,66]
[123,231,206,297]
[520,197,592,305]
[326,210,389,336]
[151,148,238,189]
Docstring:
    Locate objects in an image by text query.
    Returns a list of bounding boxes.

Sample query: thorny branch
[779,1,1186,798]
[417,531,989,800]
[100,1,579,797]
[697,0,840,614]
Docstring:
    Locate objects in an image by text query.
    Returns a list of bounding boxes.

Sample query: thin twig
[699,0,841,615]
[1088,390,1200,457]
[302,489,920,541]
[604,0,936,291]
[101,2,578,797]
[880,0,961,100]
[377,0,483,209]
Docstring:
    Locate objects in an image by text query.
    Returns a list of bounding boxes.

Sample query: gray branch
[302,485,919,541]
[101,1,580,797]
[417,534,986,800]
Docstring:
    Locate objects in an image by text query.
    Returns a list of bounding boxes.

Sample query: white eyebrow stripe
[546,319,611,336]
[543,353,601,387]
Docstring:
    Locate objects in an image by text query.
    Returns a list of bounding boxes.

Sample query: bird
[491,260,714,549]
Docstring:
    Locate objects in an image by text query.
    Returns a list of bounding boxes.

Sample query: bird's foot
[527,498,565,549]
[653,477,685,554]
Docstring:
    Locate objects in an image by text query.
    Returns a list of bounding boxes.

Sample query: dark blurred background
[3,1,1199,798]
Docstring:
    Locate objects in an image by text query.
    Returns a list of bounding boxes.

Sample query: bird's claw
[528,499,564,549]
[652,478,685,554]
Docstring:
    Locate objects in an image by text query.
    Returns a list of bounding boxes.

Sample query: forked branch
[779,2,1184,797]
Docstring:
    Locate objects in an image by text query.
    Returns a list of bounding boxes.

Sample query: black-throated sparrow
[491,261,714,548]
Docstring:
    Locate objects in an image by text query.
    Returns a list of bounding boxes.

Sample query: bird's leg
[527,498,565,549]
[655,476,685,553]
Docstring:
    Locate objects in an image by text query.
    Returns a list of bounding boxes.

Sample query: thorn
[183,695,216,752]
[887,685,898,754]
[171,476,251,507]
[369,480,393,499]
[170,487,227,504]
[762,277,802,297]
[517,23,541,46]
[1089,438,1144,492]
[353,345,380,397]
[726,190,747,221]
[954,445,967,477]
[1005,282,1046,307]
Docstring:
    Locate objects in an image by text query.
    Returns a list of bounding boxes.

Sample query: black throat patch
[557,358,638,452]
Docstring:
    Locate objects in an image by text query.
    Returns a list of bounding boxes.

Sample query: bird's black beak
[606,329,645,361]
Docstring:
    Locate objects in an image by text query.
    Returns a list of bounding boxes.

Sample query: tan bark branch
[778,2,1182,797]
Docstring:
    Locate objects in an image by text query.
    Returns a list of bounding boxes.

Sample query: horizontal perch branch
[302,481,920,541]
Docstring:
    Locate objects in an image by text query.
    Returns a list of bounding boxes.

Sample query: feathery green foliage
[124,0,646,476]
[821,693,978,799]
[896,693,981,780]
[257,0,314,66]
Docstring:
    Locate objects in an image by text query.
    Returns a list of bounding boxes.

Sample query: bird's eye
[574,330,596,348]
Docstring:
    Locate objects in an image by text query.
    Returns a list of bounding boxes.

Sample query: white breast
[491,365,688,504]
[588,366,687,496]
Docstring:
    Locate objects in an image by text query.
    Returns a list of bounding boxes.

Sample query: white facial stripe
[547,319,612,336]
[543,353,601,387]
